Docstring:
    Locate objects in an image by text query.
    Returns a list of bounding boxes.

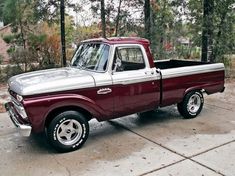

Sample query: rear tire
[177,91,204,119]
[47,110,89,152]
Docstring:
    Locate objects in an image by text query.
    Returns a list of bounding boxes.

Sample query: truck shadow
[137,107,182,124]
[113,105,182,127]
[87,106,182,144]
[28,133,57,154]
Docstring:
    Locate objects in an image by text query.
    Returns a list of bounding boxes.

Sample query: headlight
[15,94,27,119]
[16,94,23,102]
[17,105,28,119]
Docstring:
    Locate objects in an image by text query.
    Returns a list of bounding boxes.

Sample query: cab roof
[81,37,150,45]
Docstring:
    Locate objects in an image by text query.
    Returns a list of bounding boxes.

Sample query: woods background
[0,0,234,82]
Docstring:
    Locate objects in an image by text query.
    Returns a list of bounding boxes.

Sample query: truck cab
[71,38,161,118]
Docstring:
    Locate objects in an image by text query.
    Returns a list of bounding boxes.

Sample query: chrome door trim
[112,67,160,85]
[113,76,159,85]
[97,88,112,95]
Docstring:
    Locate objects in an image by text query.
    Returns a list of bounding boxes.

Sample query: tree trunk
[144,0,151,40]
[60,0,66,67]
[19,20,26,49]
[115,0,122,37]
[201,0,213,62]
[100,0,106,38]
[17,0,26,50]
[17,0,26,71]
[207,0,214,62]
[211,9,227,62]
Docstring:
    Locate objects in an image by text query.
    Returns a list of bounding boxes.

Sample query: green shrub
[7,46,15,54]
[2,34,15,44]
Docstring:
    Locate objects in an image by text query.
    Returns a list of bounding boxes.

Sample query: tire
[47,110,89,152]
[177,91,204,119]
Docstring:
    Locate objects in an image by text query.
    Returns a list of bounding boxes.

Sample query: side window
[113,47,145,71]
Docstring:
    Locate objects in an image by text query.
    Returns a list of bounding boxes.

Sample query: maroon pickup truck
[5,37,225,152]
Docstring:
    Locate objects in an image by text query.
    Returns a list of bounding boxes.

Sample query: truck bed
[154,59,210,69]
[153,59,225,107]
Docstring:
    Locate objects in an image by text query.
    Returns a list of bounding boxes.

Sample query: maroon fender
[23,94,104,133]
[183,70,225,96]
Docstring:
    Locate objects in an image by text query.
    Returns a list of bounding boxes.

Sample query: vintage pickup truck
[5,37,225,152]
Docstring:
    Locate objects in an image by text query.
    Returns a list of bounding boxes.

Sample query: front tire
[177,91,204,119]
[47,111,89,152]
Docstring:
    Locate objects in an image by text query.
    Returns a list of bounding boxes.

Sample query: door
[79,43,114,120]
[111,45,161,117]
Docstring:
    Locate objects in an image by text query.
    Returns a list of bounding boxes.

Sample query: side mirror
[113,58,122,73]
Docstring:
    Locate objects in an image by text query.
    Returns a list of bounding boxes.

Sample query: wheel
[47,110,89,152]
[177,91,204,119]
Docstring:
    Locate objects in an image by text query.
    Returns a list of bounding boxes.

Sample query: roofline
[81,38,108,43]
[81,37,150,45]
[0,23,11,31]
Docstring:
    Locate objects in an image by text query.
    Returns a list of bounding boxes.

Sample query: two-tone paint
[5,37,225,135]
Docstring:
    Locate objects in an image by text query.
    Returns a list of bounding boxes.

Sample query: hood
[8,67,95,96]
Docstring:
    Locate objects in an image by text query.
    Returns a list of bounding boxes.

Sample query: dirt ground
[0,80,234,176]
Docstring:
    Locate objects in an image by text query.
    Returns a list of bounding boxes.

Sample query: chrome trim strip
[97,88,112,94]
[10,95,20,106]
[112,68,160,85]
[161,63,224,79]
[113,76,159,85]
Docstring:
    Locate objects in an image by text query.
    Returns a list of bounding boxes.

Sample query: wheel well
[181,89,204,103]
[45,106,92,128]
[185,89,204,96]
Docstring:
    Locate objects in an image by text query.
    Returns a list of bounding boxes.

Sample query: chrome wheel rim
[56,119,83,146]
[187,94,201,114]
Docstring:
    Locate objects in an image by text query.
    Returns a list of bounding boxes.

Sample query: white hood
[8,67,95,96]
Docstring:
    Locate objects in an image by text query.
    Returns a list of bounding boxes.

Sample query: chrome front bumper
[5,102,32,137]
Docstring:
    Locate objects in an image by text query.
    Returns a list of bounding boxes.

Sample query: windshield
[71,43,110,72]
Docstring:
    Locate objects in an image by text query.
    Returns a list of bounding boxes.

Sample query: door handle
[97,88,112,95]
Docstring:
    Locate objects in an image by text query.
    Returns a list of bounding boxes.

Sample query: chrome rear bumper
[5,102,32,137]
